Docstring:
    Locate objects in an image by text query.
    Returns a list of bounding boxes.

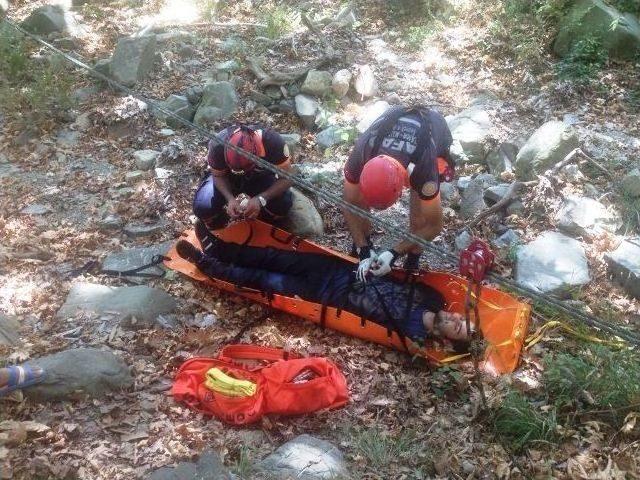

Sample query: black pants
[192,173,293,230]
[196,242,351,304]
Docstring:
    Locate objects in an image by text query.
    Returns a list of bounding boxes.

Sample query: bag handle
[219,344,301,363]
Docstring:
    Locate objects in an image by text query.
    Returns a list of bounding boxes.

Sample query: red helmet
[224,127,265,173]
[359,155,408,210]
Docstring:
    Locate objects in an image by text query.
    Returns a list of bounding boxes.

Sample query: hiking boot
[403,252,421,272]
[195,219,219,256]
[349,236,374,258]
[176,240,204,264]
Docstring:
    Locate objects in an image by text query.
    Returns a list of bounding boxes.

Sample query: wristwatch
[257,195,267,208]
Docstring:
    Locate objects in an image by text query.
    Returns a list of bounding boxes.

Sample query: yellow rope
[524,320,627,350]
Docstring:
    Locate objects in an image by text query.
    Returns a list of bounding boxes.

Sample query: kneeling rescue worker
[342,105,454,280]
[193,125,293,252]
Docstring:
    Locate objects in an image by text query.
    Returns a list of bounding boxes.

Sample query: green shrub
[556,36,608,83]
[259,5,300,40]
[348,427,424,469]
[403,25,434,51]
[230,447,255,479]
[196,0,225,22]
[611,0,640,15]
[492,391,558,451]
[544,347,640,416]
[0,29,75,130]
[618,192,640,232]
[388,0,454,21]
[487,0,572,64]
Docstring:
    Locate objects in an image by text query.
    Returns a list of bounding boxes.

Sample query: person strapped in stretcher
[176,222,476,349]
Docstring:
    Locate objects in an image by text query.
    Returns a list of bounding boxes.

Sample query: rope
[3,18,640,346]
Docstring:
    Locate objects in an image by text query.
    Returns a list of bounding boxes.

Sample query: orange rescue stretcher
[164,220,531,375]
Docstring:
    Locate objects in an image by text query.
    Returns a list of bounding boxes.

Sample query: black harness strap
[370,283,410,353]
[320,303,328,330]
[403,273,418,328]
[269,225,301,250]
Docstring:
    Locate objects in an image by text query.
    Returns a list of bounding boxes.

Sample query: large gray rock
[486,143,518,175]
[554,0,640,60]
[24,348,133,401]
[133,149,160,171]
[283,189,324,238]
[184,85,204,105]
[257,435,348,480]
[21,5,67,34]
[193,81,238,126]
[101,241,172,278]
[446,106,493,164]
[439,182,460,206]
[356,100,390,133]
[0,313,19,347]
[332,69,352,98]
[316,126,348,150]
[155,94,195,129]
[148,450,234,480]
[295,94,319,130]
[110,35,157,87]
[124,220,166,237]
[455,230,472,251]
[460,180,487,220]
[622,168,640,197]
[556,195,621,237]
[605,238,640,300]
[515,121,579,181]
[515,231,590,297]
[484,183,511,205]
[281,133,301,152]
[301,70,332,97]
[56,283,177,325]
[493,229,520,249]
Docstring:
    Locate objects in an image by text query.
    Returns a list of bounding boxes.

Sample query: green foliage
[196,0,225,22]
[430,365,466,399]
[556,37,608,83]
[610,0,640,15]
[388,0,453,22]
[0,30,75,130]
[0,25,28,79]
[403,25,435,51]
[487,0,572,64]
[544,347,640,415]
[259,5,300,40]
[492,391,558,451]
[618,192,640,232]
[348,426,425,469]
[230,447,254,479]
[81,3,109,21]
[388,0,435,20]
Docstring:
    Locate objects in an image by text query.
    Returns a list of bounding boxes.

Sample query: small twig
[247,53,338,87]
[583,402,640,416]
[547,148,581,176]
[190,21,266,28]
[577,148,614,179]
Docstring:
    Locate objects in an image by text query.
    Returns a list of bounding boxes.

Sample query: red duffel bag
[171,344,349,425]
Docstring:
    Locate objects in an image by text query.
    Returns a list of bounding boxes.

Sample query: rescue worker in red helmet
[193,125,293,252]
[342,105,453,280]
